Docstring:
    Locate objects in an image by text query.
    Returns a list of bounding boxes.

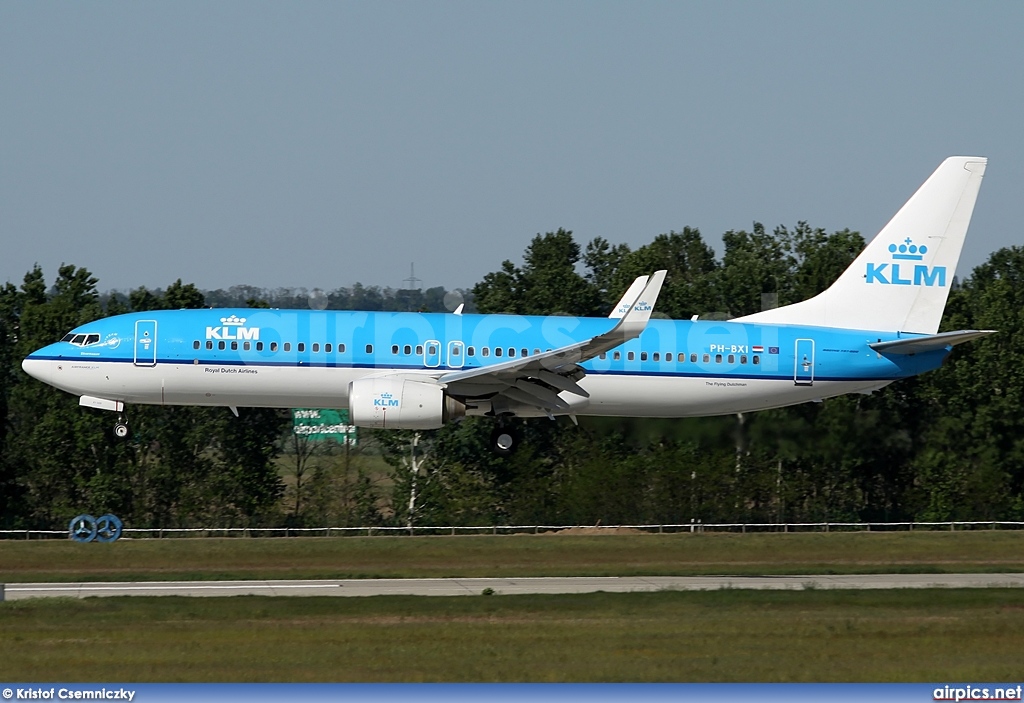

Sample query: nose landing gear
[114,416,129,439]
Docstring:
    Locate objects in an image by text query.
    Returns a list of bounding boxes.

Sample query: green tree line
[2,224,1022,530]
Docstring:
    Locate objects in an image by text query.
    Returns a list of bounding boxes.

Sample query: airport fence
[3,520,1024,539]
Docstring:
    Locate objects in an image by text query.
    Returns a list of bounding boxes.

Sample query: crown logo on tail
[889,238,927,261]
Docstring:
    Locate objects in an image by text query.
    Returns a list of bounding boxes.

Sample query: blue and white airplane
[23,157,992,451]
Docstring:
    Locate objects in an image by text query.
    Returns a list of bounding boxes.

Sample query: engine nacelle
[349,377,465,430]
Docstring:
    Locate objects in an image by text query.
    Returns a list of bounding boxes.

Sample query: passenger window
[665,353,672,362]
[728,354,734,364]
[452,347,460,356]
[270,342,278,352]
[230,341,237,351]
[653,352,660,361]
[193,341,200,350]
[312,343,319,353]
[613,351,621,360]
[702,354,709,363]
[753,355,760,365]
[508,348,515,358]
[339,344,346,353]
[521,348,528,358]
[298,343,305,352]
[219,341,226,350]
[641,352,648,361]
[244,342,251,351]
[482,348,490,357]
[495,348,503,357]
[740,355,747,364]
[206,341,213,350]
[257,342,264,351]
[600,352,607,360]
[715,354,722,363]
[467,346,475,356]
[416,345,423,355]
[325,343,331,353]
[627,352,635,361]
[404,345,411,355]
[690,354,697,363]
[365,344,373,354]
[392,345,399,355]
[429,344,438,355]
[284,343,291,352]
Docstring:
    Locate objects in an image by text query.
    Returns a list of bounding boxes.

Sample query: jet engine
[349,377,465,430]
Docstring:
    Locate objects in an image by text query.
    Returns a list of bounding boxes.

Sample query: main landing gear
[113,416,129,439]
[490,425,519,456]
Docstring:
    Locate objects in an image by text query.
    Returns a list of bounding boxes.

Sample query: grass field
[2,530,1023,583]
[2,589,1023,682]
[4,531,1022,682]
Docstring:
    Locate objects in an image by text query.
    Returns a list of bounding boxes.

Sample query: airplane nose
[22,356,52,384]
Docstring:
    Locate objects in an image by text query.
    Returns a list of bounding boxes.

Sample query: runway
[4,573,1024,600]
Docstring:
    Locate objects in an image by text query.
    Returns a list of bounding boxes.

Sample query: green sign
[291,409,357,445]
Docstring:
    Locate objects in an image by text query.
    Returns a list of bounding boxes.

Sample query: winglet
[608,275,649,318]
[617,270,666,336]
[437,270,668,389]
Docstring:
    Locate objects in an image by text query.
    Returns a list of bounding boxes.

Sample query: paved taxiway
[4,573,1024,600]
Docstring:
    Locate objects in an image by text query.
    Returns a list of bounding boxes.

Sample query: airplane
[22,156,992,453]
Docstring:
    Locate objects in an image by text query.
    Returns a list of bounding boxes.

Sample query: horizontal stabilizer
[869,329,996,355]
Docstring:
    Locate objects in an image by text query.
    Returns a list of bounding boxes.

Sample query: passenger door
[794,338,814,386]
[134,320,157,367]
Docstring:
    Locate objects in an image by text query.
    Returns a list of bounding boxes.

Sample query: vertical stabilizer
[733,157,987,334]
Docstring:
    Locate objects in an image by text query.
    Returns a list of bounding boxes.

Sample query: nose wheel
[114,416,129,439]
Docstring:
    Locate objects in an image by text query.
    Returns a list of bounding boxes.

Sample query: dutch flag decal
[752,345,764,353]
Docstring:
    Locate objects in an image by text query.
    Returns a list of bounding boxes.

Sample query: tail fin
[733,156,988,333]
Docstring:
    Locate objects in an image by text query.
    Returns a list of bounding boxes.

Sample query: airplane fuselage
[22,308,943,419]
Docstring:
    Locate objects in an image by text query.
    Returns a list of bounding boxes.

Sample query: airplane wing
[437,271,667,415]
[869,329,996,355]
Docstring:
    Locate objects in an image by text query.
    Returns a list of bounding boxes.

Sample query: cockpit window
[64,333,101,347]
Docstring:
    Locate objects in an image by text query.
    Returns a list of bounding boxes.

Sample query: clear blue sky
[2,1,1022,294]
